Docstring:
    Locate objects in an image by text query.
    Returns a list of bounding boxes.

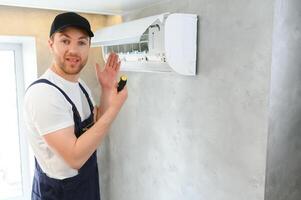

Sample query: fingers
[108,53,116,68]
[116,61,121,72]
[106,53,113,68]
[118,86,128,100]
[106,52,120,71]
[108,53,115,67]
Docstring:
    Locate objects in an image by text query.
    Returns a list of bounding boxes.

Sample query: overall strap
[28,79,81,121]
[78,83,94,114]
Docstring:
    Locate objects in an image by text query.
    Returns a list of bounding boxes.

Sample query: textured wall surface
[102,0,274,200]
[0,2,281,199]
[265,0,301,199]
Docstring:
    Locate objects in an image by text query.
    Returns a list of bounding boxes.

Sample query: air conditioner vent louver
[92,13,198,76]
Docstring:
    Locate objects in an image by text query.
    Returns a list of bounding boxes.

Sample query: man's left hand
[95,52,121,90]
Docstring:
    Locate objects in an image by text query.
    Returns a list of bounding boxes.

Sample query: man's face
[49,27,90,75]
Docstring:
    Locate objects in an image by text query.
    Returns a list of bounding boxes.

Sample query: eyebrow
[59,33,89,41]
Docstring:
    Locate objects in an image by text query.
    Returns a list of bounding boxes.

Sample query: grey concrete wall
[265,0,301,199]
[100,0,274,199]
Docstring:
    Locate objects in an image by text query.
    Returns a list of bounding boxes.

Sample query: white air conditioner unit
[92,13,198,76]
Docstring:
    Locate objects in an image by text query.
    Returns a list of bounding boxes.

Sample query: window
[0,37,37,200]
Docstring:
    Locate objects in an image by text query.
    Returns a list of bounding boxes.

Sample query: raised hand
[95,52,121,90]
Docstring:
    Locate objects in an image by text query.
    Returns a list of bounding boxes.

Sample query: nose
[68,42,80,54]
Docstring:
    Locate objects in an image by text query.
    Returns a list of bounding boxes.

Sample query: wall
[265,0,301,199]
[0,6,121,199]
[104,0,274,199]
[0,5,122,93]
[0,2,278,199]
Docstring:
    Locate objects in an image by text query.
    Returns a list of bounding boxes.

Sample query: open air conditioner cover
[92,13,198,76]
[92,13,167,46]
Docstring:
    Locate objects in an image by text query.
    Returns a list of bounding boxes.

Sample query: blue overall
[29,79,100,200]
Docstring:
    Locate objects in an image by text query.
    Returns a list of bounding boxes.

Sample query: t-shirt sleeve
[24,84,74,136]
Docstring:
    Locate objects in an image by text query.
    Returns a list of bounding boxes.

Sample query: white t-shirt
[23,69,95,179]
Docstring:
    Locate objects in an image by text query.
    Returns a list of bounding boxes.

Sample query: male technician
[23,12,127,200]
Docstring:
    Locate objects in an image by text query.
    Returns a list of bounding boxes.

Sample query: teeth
[67,58,78,62]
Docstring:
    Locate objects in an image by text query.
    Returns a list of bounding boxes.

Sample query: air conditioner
[92,13,198,76]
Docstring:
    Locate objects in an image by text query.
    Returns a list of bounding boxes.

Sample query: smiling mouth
[66,57,80,63]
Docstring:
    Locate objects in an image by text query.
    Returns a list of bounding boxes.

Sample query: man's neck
[50,64,79,83]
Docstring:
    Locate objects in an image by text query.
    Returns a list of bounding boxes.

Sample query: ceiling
[0,0,165,15]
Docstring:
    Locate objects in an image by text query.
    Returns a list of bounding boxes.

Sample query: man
[23,12,127,200]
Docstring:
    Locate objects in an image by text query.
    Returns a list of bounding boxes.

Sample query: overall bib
[29,79,100,200]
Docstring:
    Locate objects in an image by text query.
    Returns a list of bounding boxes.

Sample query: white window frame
[0,36,37,200]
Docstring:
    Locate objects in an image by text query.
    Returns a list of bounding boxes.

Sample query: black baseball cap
[50,12,94,37]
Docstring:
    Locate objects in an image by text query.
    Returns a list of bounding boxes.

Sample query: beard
[54,54,88,75]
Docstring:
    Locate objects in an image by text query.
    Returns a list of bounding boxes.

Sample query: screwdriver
[117,75,127,92]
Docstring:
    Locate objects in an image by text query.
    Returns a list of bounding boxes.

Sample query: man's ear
[48,37,54,53]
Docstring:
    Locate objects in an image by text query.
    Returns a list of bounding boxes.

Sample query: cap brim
[54,24,94,37]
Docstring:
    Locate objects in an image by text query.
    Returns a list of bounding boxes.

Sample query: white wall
[98,0,275,199]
